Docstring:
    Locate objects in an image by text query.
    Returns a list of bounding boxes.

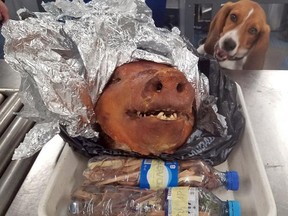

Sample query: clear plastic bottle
[68,186,241,216]
[83,156,239,191]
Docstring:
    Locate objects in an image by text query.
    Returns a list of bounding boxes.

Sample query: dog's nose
[223,38,236,51]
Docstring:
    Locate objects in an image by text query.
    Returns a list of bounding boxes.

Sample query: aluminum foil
[3,0,216,160]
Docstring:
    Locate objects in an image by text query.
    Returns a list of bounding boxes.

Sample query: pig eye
[156,81,163,91]
[111,77,121,84]
[230,14,237,22]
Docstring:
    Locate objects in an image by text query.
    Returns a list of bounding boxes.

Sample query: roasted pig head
[94,60,195,155]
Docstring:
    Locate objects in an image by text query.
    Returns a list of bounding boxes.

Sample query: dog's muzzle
[214,39,246,62]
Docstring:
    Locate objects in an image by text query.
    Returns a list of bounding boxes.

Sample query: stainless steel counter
[1,60,287,215]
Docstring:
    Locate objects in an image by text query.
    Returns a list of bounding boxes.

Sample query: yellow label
[147,160,168,189]
[171,187,189,216]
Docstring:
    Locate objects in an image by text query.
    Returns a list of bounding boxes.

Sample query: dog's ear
[244,24,270,70]
[204,2,234,55]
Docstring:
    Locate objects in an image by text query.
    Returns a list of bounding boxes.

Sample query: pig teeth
[136,111,178,120]
[156,112,177,120]
[157,112,165,118]
[170,114,177,120]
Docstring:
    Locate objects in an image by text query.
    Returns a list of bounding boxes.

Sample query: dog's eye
[248,27,258,35]
[230,14,237,22]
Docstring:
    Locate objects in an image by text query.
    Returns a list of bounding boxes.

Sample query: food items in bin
[68,186,241,216]
[94,60,196,155]
[83,156,239,191]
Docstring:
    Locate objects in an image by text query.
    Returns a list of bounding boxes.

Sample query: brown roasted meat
[94,60,195,155]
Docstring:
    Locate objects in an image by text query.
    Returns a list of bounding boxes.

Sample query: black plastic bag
[60,57,245,166]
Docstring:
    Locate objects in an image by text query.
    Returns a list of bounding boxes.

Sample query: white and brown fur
[197,0,270,70]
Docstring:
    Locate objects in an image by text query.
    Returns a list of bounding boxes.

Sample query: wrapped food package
[60,56,245,165]
[68,185,240,216]
[82,156,239,191]
[70,185,165,216]
[2,0,244,165]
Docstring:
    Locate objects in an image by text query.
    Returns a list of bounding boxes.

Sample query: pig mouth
[126,109,191,121]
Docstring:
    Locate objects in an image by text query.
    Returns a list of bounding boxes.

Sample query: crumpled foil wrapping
[2,0,222,160]
[12,121,60,160]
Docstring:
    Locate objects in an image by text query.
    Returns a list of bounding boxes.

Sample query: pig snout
[142,70,194,107]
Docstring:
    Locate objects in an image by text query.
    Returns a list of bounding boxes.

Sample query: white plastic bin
[38,84,277,216]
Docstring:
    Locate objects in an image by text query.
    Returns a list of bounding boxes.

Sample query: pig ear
[204,2,234,55]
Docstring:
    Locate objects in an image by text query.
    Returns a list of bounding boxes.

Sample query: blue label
[139,159,178,189]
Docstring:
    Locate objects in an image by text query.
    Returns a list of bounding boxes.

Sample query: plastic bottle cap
[69,201,80,214]
[225,171,239,191]
[228,200,241,216]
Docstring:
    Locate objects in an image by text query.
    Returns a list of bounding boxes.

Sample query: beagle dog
[197,0,270,70]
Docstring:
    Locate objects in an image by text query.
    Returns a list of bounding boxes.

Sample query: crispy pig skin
[94,61,195,155]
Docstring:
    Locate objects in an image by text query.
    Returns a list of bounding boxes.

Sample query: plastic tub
[38,84,277,216]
